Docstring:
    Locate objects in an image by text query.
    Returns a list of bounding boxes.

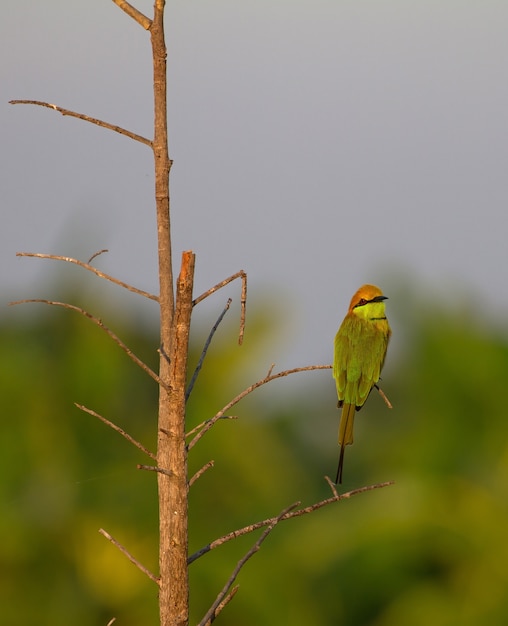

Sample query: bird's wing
[334,317,389,408]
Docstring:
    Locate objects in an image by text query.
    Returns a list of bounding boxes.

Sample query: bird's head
[348,284,388,319]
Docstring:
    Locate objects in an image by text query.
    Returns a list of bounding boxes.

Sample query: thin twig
[99,528,159,584]
[16,252,158,301]
[189,460,214,487]
[374,384,393,409]
[75,403,156,460]
[9,100,152,147]
[88,249,109,264]
[187,365,332,451]
[266,363,275,377]
[188,481,394,565]
[239,271,247,345]
[186,298,232,401]
[185,415,238,439]
[324,475,340,497]
[203,586,240,626]
[106,619,117,626]
[111,0,152,29]
[193,270,247,345]
[137,464,174,477]
[9,299,165,389]
[197,503,299,626]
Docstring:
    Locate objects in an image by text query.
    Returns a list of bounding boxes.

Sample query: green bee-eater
[333,284,391,484]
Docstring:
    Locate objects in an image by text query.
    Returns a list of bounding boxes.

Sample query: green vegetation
[2,287,508,625]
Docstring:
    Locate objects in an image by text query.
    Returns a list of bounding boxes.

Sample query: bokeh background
[2,1,508,624]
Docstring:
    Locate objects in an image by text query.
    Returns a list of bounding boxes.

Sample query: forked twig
[193,270,247,345]
[9,100,152,147]
[9,299,165,389]
[187,365,331,451]
[99,528,159,584]
[197,502,299,625]
[188,481,394,565]
[186,298,232,401]
[16,252,158,301]
[75,403,156,460]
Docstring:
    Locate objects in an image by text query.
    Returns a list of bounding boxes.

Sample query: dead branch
[197,502,299,626]
[9,100,152,146]
[16,252,158,301]
[99,528,159,584]
[189,460,214,487]
[187,364,332,451]
[111,0,152,29]
[186,298,232,401]
[75,403,156,460]
[9,299,165,389]
[193,270,247,345]
[188,481,394,565]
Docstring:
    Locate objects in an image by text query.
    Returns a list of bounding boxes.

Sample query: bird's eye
[358,298,367,306]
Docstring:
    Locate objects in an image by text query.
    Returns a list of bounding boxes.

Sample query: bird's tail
[336,403,356,484]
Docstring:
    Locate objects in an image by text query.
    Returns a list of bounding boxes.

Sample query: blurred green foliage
[2,285,508,625]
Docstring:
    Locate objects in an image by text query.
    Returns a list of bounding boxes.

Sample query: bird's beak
[372,295,388,302]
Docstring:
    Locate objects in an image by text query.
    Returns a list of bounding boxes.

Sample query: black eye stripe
[354,295,387,309]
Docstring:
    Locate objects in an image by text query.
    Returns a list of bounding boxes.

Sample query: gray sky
[2,1,508,369]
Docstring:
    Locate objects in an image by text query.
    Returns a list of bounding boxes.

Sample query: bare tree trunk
[151,2,191,625]
[158,252,194,626]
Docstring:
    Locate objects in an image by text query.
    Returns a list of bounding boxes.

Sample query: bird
[333,284,391,484]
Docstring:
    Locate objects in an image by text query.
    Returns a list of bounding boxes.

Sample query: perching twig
[187,364,331,451]
[9,100,152,147]
[99,528,159,584]
[186,298,232,401]
[15,252,158,301]
[193,270,247,345]
[188,481,394,565]
[197,502,299,625]
[374,384,393,409]
[111,0,152,29]
[9,299,165,389]
[75,403,156,460]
